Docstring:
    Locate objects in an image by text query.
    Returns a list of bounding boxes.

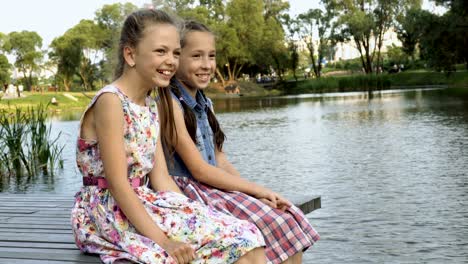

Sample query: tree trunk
[307,42,319,78]
[226,63,233,81]
[235,64,244,80]
[215,68,226,88]
[63,79,70,92]
[355,38,368,73]
[78,69,89,91]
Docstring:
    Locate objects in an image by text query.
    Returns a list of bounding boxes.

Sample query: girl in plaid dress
[159,20,320,264]
[71,9,267,264]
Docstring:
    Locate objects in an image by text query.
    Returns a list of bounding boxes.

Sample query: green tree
[160,0,290,84]
[0,54,11,88]
[49,36,82,91]
[283,14,300,81]
[95,3,138,80]
[66,19,105,90]
[0,33,10,89]
[417,12,460,71]
[395,8,428,61]
[3,31,43,90]
[433,0,468,69]
[386,44,406,64]
[223,0,264,81]
[0,32,6,53]
[260,0,290,80]
[298,8,335,78]
[323,0,420,73]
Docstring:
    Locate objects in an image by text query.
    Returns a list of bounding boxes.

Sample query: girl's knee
[236,247,266,264]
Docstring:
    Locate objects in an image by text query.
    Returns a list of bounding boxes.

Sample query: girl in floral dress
[71,9,266,264]
[159,21,319,264]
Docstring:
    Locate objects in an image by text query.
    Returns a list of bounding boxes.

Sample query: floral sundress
[71,85,265,264]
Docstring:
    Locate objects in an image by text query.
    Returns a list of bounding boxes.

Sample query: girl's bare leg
[234,247,267,264]
[281,252,303,264]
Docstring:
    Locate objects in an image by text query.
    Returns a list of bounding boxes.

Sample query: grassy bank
[0,92,94,113]
[205,81,281,98]
[281,71,468,94]
[0,83,280,115]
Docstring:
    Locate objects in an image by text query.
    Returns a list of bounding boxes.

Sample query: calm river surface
[2,88,468,263]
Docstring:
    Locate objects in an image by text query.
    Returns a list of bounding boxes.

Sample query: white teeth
[196,74,210,81]
[158,70,172,76]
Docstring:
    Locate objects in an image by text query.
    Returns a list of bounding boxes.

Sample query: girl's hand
[162,240,196,264]
[255,187,292,211]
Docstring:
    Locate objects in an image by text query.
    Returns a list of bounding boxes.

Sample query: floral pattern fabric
[71,86,265,264]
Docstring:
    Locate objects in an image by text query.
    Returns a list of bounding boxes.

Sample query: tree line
[0,0,466,92]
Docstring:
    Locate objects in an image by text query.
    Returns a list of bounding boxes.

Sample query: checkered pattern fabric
[173,176,320,264]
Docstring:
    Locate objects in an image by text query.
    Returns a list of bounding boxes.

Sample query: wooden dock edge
[0,193,321,263]
[291,195,321,215]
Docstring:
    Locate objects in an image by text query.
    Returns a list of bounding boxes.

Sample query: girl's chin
[195,81,210,89]
[154,78,172,87]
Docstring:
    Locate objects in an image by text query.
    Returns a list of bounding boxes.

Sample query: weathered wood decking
[0,193,320,263]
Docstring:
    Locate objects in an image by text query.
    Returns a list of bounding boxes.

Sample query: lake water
[2,88,468,263]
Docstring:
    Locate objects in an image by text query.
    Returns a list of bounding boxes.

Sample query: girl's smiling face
[176,31,216,91]
[131,23,181,88]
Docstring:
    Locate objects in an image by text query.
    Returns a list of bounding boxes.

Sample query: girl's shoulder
[90,85,126,105]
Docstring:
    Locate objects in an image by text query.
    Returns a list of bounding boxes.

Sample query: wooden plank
[0,228,72,234]
[0,223,70,229]
[0,232,74,243]
[0,241,77,249]
[0,251,98,262]
[1,218,71,224]
[0,203,63,208]
[0,259,81,264]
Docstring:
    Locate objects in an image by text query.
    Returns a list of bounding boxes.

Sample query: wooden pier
[0,193,320,263]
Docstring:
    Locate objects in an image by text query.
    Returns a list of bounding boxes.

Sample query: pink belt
[83,177,145,189]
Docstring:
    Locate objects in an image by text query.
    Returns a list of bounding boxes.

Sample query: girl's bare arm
[149,133,183,194]
[94,94,171,246]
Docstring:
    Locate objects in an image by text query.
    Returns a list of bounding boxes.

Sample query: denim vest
[166,80,217,178]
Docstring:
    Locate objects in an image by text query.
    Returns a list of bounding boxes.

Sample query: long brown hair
[171,84,225,151]
[160,20,226,154]
[114,9,180,152]
[114,9,178,79]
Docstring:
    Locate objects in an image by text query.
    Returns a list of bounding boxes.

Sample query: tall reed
[0,104,64,180]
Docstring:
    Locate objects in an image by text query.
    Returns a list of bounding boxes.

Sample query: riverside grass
[0,92,94,113]
[0,104,64,179]
[282,71,468,94]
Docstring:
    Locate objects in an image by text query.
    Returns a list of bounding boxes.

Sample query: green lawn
[0,92,95,112]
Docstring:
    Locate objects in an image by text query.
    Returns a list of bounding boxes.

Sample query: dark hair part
[180,20,212,48]
[158,87,177,155]
[170,20,225,151]
[114,9,178,79]
[170,86,226,151]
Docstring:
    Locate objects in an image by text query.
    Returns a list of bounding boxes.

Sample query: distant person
[159,20,320,264]
[71,9,266,264]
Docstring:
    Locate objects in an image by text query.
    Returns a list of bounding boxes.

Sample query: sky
[0,0,444,56]
[0,0,318,51]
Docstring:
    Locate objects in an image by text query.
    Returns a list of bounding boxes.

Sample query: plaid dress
[167,82,320,264]
[173,177,320,263]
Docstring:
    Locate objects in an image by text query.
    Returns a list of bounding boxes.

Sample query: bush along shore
[279,71,468,95]
[0,104,64,188]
